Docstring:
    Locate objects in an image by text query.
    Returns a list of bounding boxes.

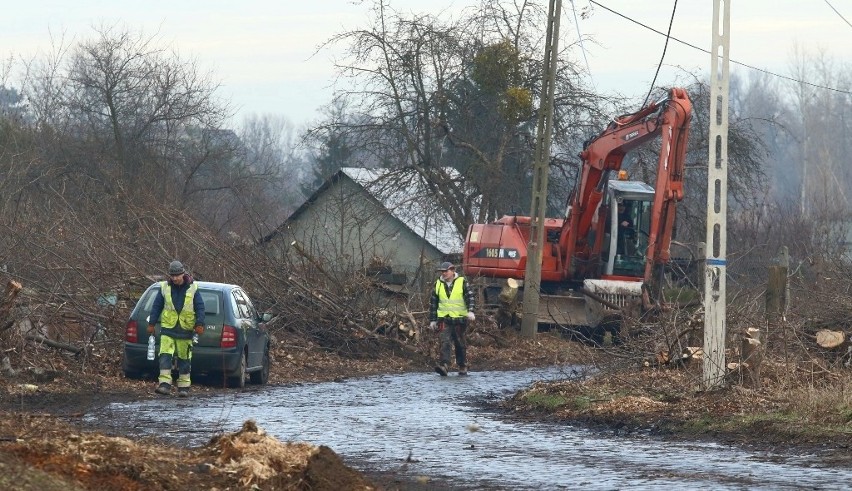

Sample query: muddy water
[89,366,852,489]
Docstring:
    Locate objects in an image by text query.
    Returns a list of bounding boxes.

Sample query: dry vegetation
[503,219,852,464]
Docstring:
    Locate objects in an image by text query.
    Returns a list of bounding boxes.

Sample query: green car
[122,281,272,388]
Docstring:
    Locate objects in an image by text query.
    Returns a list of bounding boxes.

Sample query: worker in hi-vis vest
[428,262,476,376]
[147,260,205,397]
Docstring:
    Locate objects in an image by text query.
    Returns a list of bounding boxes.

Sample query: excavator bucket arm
[560,88,692,283]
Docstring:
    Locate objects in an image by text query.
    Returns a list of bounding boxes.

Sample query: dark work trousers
[438,320,468,368]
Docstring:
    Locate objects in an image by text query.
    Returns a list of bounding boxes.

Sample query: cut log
[682,347,703,360]
[816,329,845,349]
[403,308,420,337]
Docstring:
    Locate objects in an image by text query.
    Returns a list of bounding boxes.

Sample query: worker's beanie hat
[168,260,186,275]
[437,261,455,271]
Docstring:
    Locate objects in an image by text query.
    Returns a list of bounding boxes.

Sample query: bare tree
[788,46,852,218]
[11,23,304,242]
[21,24,230,195]
[222,114,305,240]
[316,0,600,237]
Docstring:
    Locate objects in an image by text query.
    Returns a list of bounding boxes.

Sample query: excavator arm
[560,87,693,282]
[645,88,692,282]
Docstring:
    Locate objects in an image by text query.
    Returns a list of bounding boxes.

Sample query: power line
[588,0,852,96]
[641,0,678,107]
[823,0,852,29]
[569,0,592,79]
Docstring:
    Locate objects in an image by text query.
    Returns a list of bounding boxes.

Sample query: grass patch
[568,395,595,411]
[521,392,570,411]
[839,405,852,423]
[520,390,615,412]
[669,410,850,441]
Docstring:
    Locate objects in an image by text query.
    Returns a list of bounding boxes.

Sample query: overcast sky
[3,1,851,127]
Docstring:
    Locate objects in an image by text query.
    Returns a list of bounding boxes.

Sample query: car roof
[147,280,240,292]
[196,281,241,290]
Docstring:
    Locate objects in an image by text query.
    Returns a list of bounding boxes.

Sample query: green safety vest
[160,281,198,330]
[435,276,467,318]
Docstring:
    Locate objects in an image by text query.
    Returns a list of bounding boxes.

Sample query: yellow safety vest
[160,281,198,330]
[435,277,467,318]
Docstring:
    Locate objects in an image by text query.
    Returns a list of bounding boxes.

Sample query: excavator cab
[601,180,655,280]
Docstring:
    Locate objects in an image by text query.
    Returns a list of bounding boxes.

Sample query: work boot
[177,386,190,398]
[458,365,468,376]
[154,382,172,395]
[434,363,448,377]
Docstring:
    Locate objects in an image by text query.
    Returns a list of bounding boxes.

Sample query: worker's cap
[168,260,186,275]
[436,261,455,271]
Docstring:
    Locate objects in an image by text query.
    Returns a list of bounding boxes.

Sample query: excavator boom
[561,87,692,283]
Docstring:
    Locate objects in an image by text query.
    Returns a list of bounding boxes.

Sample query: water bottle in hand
[146,335,156,360]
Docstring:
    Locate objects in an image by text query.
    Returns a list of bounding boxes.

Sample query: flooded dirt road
[88,366,852,489]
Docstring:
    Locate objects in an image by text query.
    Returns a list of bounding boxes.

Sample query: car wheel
[122,352,144,379]
[123,369,143,380]
[249,347,270,385]
[226,351,247,388]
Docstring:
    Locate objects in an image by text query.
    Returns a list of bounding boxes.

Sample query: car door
[233,288,263,368]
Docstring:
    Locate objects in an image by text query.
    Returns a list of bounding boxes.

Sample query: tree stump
[765,266,786,324]
[815,329,845,349]
[496,278,520,328]
[0,279,22,332]
[741,327,762,388]
[765,247,789,363]
[814,329,849,365]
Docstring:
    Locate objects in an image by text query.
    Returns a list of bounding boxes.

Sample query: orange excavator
[463,87,693,329]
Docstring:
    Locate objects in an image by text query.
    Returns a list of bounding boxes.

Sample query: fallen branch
[580,287,621,311]
[290,241,337,284]
[345,319,378,339]
[24,332,84,355]
[403,307,420,333]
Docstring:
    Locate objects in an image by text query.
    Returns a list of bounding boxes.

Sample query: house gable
[268,170,448,277]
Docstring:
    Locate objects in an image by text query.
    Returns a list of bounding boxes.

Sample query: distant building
[262,167,463,288]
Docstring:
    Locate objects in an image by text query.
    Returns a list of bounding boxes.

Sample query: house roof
[340,167,463,254]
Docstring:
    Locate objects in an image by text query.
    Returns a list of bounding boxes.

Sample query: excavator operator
[616,202,635,256]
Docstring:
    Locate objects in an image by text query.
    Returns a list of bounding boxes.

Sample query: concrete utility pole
[703,0,731,389]
[520,0,562,338]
